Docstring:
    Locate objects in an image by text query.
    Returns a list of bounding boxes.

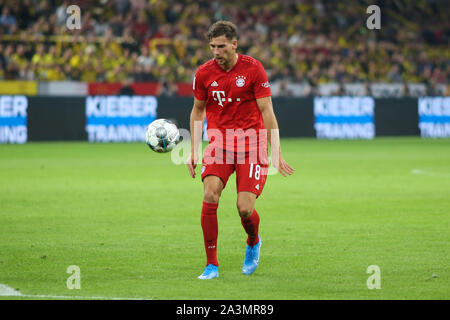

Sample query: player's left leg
[237,191,260,246]
[236,157,268,248]
[237,191,262,275]
[235,141,268,275]
[236,163,267,275]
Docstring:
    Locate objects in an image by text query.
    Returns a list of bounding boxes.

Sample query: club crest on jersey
[235,75,246,87]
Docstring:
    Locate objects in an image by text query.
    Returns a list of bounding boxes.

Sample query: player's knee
[203,189,221,204]
[237,203,253,218]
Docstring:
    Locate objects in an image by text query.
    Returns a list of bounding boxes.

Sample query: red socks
[201,203,260,266]
[241,209,260,246]
[201,201,219,266]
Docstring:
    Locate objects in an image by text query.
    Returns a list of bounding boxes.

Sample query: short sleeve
[253,62,272,99]
[193,69,207,101]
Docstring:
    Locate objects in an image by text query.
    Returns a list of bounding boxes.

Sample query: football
[145,119,181,153]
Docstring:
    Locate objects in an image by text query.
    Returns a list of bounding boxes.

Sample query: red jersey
[193,54,271,152]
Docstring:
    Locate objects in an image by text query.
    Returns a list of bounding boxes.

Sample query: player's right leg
[198,147,235,279]
[201,175,223,263]
[198,175,224,279]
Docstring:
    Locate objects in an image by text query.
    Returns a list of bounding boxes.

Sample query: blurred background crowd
[0,0,448,96]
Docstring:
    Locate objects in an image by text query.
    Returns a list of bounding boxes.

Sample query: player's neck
[221,53,239,72]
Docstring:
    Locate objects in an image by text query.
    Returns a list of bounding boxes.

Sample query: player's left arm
[256,96,295,177]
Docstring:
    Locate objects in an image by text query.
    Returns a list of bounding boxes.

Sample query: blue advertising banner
[314,96,375,139]
[418,97,450,138]
[0,95,28,144]
[85,96,157,142]
[4,96,441,142]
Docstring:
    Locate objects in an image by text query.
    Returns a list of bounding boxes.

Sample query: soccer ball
[145,119,181,153]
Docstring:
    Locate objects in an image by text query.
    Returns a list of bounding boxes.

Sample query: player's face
[209,35,237,68]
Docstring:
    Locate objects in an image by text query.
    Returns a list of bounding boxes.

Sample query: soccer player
[187,21,294,280]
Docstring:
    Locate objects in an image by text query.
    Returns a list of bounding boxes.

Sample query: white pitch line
[12,294,147,300]
[0,284,21,296]
[0,284,149,300]
[411,168,450,177]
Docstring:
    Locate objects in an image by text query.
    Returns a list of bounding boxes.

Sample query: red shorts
[201,146,269,197]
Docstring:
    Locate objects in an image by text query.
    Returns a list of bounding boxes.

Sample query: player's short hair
[206,20,237,41]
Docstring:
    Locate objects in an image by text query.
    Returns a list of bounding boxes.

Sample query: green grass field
[0,137,449,300]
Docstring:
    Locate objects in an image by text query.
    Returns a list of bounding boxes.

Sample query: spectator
[0,7,17,30]
[387,64,403,83]
[55,1,69,26]
[158,78,178,96]
[138,45,155,68]
[273,79,293,97]
[119,78,135,95]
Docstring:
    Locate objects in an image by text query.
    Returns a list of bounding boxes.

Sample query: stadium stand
[0,0,448,96]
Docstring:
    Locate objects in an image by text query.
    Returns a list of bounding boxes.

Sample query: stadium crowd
[0,0,448,96]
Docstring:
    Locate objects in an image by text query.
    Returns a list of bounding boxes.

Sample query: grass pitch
[0,138,449,300]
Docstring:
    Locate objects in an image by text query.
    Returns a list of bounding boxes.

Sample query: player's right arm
[187,97,206,178]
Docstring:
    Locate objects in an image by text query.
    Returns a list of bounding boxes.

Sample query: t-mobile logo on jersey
[212,90,241,107]
[212,91,226,107]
